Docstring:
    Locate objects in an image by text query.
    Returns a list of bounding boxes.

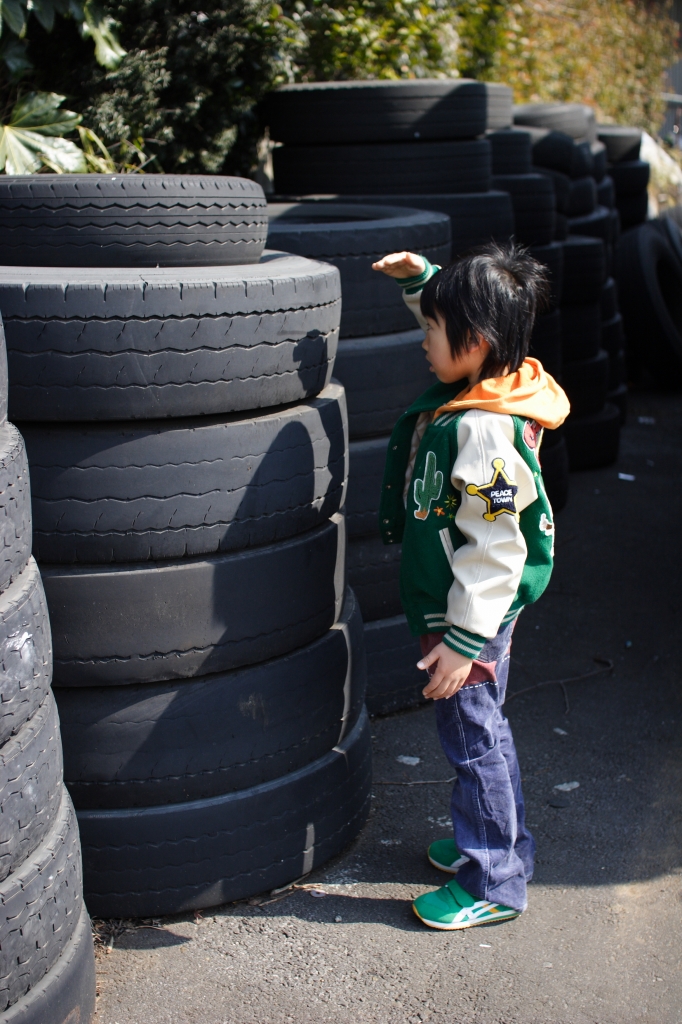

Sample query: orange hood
[434,358,570,430]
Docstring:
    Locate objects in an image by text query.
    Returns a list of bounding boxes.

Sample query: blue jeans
[422,619,535,911]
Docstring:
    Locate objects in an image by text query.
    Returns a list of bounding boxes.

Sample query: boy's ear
[468,332,490,354]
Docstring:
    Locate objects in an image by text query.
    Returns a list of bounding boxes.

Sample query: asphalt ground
[93,392,682,1024]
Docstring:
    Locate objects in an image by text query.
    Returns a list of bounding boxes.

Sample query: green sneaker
[413,877,520,931]
[427,839,470,873]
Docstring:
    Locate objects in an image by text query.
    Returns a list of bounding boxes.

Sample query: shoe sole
[427,852,468,874]
[412,903,520,931]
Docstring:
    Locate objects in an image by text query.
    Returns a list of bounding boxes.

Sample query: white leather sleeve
[402,289,429,331]
[445,409,538,639]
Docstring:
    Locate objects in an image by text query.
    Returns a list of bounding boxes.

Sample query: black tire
[528,241,564,309]
[266,203,451,338]
[0,175,267,268]
[533,167,569,213]
[0,906,95,1024]
[0,318,7,426]
[564,402,620,470]
[3,254,341,422]
[364,615,425,716]
[591,141,607,183]
[0,424,31,594]
[615,191,649,231]
[0,693,63,882]
[540,436,569,512]
[57,588,365,809]
[607,383,628,425]
[659,214,682,268]
[347,536,402,623]
[610,160,650,197]
[0,559,52,747]
[272,139,492,197]
[514,103,595,142]
[347,437,389,539]
[334,328,432,440]
[0,791,82,1014]
[567,176,597,217]
[616,225,682,377]
[485,83,513,130]
[560,303,602,361]
[77,706,372,918]
[529,310,562,379]
[609,208,621,244]
[597,126,642,163]
[24,383,347,565]
[491,173,555,245]
[554,213,568,241]
[44,515,346,687]
[487,128,532,174]
[263,80,488,145]
[600,278,619,321]
[561,235,606,304]
[562,350,609,417]
[601,312,624,356]
[306,191,514,259]
[568,205,612,244]
[597,175,615,209]
[608,349,626,390]
[526,128,577,176]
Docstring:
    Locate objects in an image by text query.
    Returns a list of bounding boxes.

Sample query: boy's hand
[372,251,425,279]
[417,643,473,700]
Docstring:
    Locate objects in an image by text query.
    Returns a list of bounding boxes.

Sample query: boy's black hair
[420,242,550,380]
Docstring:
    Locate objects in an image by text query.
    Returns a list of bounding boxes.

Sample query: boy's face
[422,313,490,386]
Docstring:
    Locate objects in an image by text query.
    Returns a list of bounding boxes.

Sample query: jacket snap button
[393,445,398,450]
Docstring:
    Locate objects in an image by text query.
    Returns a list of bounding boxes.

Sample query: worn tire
[364,615,425,716]
[3,254,341,422]
[567,176,597,217]
[0,560,52,746]
[266,203,451,337]
[0,791,82,1014]
[562,350,609,417]
[77,706,372,918]
[485,83,513,130]
[561,235,606,304]
[601,313,625,357]
[347,536,402,623]
[560,303,602,361]
[347,436,389,539]
[0,175,267,268]
[610,160,650,197]
[565,402,620,470]
[533,167,569,213]
[591,141,607,183]
[264,80,488,145]
[57,588,365,809]
[0,693,63,882]
[597,126,641,164]
[0,424,31,594]
[540,436,569,512]
[597,175,615,209]
[488,128,532,174]
[272,139,492,197]
[600,277,619,321]
[491,173,555,245]
[334,328,432,440]
[0,905,95,1024]
[615,191,649,231]
[44,515,346,687]
[529,310,562,380]
[568,205,612,244]
[607,383,628,425]
[24,383,347,565]
[528,242,564,309]
[514,103,595,142]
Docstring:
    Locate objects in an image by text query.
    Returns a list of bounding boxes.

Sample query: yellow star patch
[466,458,519,522]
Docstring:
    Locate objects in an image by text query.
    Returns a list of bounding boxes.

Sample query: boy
[372,244,570,930]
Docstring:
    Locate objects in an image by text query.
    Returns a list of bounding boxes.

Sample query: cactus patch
[466,458,519,522]
[414,451,443,520]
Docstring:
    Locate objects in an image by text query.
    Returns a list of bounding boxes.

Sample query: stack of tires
[267,202,451,716]
[512,103,627,469]
[0,174,371,919]
[0,322,95,1020]
[598,126,649,231]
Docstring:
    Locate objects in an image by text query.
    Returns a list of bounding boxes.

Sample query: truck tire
[0,559,52,747]
[597,176,615,209]
[514,103,595,142]
[610,160,650,197]
[529,310,562,379]
[0,174,267,268]
[347,437,389,538]
[3,254,341,422]
[347,536,402,623]
[567,176,597,217]
[561,236,606,304]
[597,126,641,163]
[0,424,31,594]
[0,693,63,882]
[272,139,492,197]
[364,615,425,716]
[0,791,82,1014]
[528,242,564,309]
[44,515,346,686]
[600,278,619,321]
[266,203,451,337]
[24,383,347,564]
[601,313,625,357]
[57,589,365,809]
[568,205,612,244]
[615,191,649,231]
[591,141,607,182]
[560,303,602,361]
[491,173,556,245]
[263,79,488,145]
[77,707,372,918]
[334,328,431,439]
[487,128,532,174]
[533,167,569,213]
[562,350,609,417]
[484,83,513,130]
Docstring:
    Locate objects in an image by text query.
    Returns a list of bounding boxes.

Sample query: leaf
[81,0,125,69]
[9,91,81,136]
[37,134,88,172]
[0,0,27,37]
[31,0,56,32]
[0,126,87,173]
[1,36,32,75]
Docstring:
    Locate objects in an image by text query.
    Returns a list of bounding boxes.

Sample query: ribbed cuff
[396,258,440,295]
[442,625,487,660]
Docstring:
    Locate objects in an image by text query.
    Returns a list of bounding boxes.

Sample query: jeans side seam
[453,693,491,895]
